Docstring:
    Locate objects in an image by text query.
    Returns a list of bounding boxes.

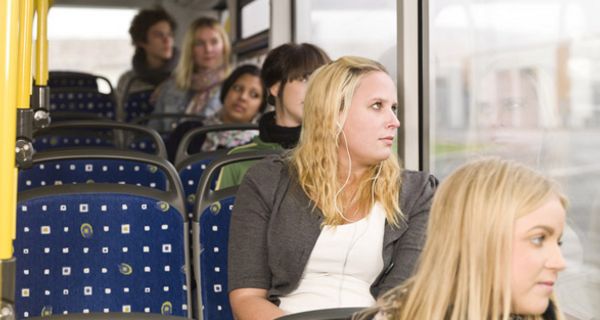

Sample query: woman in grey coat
[228,56,438,320]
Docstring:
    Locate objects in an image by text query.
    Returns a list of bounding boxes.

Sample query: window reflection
[430,1,600,318]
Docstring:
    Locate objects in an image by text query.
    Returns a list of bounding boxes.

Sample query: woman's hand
[230,288,286,320]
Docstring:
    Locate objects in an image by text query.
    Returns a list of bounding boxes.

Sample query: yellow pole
[35,0,49,86]
[0,0,21,261]
[17,0,34,109]
[1,0,21,305]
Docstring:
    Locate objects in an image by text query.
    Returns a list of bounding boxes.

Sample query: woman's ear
[269,82,281,98]
[267,82,281,106]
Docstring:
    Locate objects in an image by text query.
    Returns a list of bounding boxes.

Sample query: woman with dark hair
[216,42,331,189]
[116,7,178,100]
[166,64,266,160]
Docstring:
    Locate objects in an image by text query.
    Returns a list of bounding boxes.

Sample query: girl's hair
[369,157,566,320]
[290,56,402,226]
[261,43,330,106]
[175,17,231,90]
[219,64,267,113]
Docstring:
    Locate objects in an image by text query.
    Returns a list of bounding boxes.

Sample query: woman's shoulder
[235,154,292,203]
[399,169,439,215]
[400,170,438,193]
[244,153,289,181]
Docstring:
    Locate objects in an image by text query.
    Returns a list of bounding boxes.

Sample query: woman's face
[338,71,400,168]
[270,77,308,127]
[221,74,264,124]
[140,20,174,62]
[193,26,224,70]
[511,196,566,315]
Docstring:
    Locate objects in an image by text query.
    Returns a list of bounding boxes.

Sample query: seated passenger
[356,158,567,320]
[228,56,438,319]
[116,7,178,101]
[166,64,267,159]
[151,17,231,132]
[215,42,330,189]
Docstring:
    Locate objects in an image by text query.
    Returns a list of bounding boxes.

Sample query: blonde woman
[356,158,567,320]
[228,56,438,319]
[152,16,231,131]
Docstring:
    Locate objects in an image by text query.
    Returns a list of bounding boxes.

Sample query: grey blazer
[228,155,438,305]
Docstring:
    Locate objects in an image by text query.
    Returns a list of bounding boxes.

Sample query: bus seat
[18,149,180,193]
[50,89,116,121]
[192,151,281,320]
[33,121,168,159]
[173,123,259,166]
[48,71,113,94]
[15,183,190,318]
[122,89,155,123]
[176,149,229,219]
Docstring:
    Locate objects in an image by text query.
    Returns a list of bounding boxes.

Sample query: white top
[278,202,386,314]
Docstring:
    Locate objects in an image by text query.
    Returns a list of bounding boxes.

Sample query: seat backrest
[192,151,281,320]
[15,183,190,318]
[50,89,116,120]
[33,120,168,159]
[18,149,180,193]
[176,149,229,219]
[122,89,155,122]
[48,71,113,93]
[174,124,259,166]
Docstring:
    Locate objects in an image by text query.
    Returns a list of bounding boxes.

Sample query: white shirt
[278,202,386,314]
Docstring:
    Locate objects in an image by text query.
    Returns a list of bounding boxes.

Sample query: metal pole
[0,0,23,317]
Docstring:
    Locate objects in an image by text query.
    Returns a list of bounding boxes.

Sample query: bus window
[241,0,269,39]
[41,7,137,89]
[429,1,600,318]
[294,0,397,83]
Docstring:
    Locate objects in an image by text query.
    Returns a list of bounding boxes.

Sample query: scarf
[258,111,302,149]
[185,67,226,115]
[132,47,179,85]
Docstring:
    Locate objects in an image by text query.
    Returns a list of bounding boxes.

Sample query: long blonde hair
[290,56,402,226]
[175,17,231,90]
[366,157,566,320]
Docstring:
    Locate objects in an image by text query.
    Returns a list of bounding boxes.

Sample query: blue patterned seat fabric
[48,74,99,91]
[15,191,189,318]
[198,196,236,320]
[124,90,154,122]
[179,158,219,219]
[33,133,115,153]
[18,159,168,192]
[50,90,115,120]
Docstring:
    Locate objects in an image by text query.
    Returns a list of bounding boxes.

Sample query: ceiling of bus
[53,0,226,10]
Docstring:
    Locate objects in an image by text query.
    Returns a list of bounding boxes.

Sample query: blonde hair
[175,17,231,90]
[290,56,402,226]
[363,157,566,320]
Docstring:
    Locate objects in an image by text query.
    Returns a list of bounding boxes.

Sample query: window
[240,0,269,39]
[429,1,600,317]
[295,0,397,82]
[43,7,137,88]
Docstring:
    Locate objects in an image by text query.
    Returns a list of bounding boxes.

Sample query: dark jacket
[228,155,438,305]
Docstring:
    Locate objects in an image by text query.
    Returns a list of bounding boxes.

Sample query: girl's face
[269,77,308,127]
[338,71,400,169]
[193,26,224,70]
[510,196,566,315]
[221,74,264,124]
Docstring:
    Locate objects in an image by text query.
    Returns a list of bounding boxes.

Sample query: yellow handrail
[35,0,49,86]
[0,0,21,261]
[17,0,34,109]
